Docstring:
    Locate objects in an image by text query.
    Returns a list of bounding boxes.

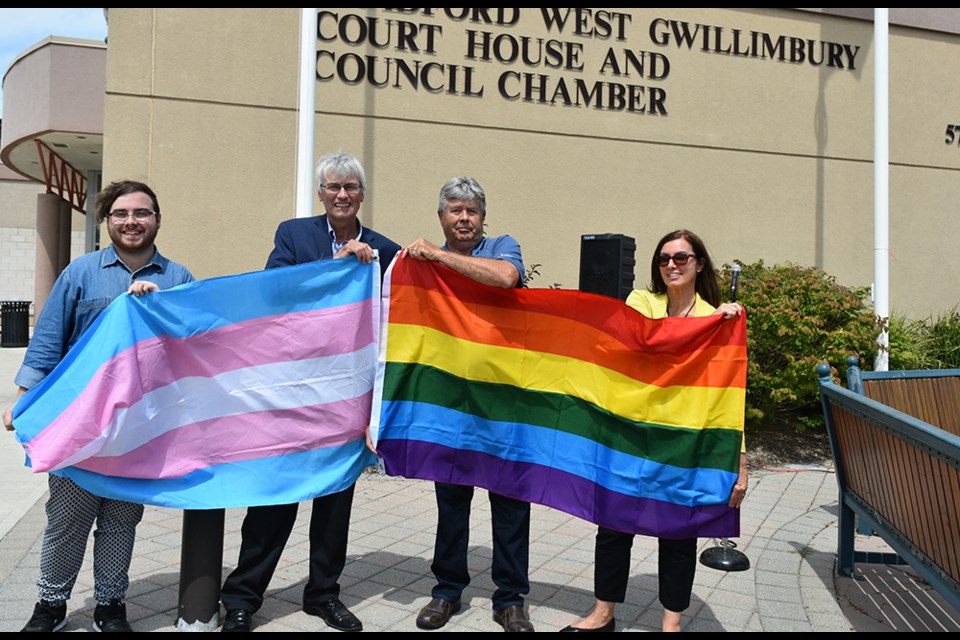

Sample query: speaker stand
[699,538,750,572]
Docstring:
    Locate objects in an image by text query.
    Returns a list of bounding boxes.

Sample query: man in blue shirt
[3,180,195,633]
[404,177,533,632]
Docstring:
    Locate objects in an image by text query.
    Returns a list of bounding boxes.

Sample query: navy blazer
[265,214,401,279]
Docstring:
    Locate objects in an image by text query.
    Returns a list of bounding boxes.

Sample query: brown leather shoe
[416,598,461,630]
[493,605,535,632]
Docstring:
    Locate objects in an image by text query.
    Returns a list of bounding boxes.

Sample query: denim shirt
[15,245,195,389]
[443,235,525,286]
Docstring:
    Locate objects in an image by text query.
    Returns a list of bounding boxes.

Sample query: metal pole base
[699,538,750,572]
[176,613,219,632]
[178,509,225,630]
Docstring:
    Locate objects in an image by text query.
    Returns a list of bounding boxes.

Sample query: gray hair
[315,151,366,191]
[437,177,486,213]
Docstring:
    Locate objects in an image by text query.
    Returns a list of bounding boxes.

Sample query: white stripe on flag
[56,343,378,468]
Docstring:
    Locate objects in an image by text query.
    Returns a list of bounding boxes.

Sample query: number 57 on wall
[945,124,960,145]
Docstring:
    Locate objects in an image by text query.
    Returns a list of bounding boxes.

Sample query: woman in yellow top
[563,229,748,633]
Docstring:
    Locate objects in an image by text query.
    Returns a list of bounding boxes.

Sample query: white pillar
[873,9,890,371]
[296,8,318,218]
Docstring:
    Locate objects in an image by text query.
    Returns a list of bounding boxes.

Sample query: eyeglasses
[108,209,156,222]
[321,183,362,194]
[657,251,698,267]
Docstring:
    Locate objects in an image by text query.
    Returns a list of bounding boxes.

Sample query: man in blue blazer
[264,162,400,276]
[220,151,400,633]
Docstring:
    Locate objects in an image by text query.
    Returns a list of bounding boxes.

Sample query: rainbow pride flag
[13,258,379,509]
[371,256,746,538]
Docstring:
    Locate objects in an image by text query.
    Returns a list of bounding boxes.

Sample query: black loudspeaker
[579,233,636,300]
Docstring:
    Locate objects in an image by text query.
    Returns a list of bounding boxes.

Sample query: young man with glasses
[3,180,195,633]
[219,151,400,633]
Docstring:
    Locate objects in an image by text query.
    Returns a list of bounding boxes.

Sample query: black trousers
[594,526,697,613]
[220,484,356,612]
[430,482,531,611]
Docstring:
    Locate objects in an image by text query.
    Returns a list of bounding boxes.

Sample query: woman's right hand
[728,453,748,508]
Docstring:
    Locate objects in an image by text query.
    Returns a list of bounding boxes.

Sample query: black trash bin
[1,301,31,348]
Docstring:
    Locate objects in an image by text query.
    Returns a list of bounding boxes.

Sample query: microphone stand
[699,263,750,573]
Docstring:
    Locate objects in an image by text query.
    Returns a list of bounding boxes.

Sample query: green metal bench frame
[817,361,960,614]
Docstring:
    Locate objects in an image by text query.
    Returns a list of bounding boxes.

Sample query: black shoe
[92,599,132,633]
[221,608,253,632]
[493,605,535,632]
[560,618,616,632]
[21,600,67,633]
[304,597,362,632]
[416,598,462,630]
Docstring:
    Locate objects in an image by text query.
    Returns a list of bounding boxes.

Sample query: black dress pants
[220,484,356,612]
[430,482,531,611]
[594,526,697,612]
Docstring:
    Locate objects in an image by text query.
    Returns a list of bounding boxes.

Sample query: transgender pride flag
[371,256,746,539]
[13,257,379,509]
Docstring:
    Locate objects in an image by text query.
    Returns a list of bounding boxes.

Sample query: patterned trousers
[37,475,143,605]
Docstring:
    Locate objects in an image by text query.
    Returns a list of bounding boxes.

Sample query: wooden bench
[845,358,960,438]
[816,360,960,614]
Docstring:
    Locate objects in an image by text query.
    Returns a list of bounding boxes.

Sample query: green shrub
[721,260,876,431]
[887,315,933,370]
[927,308,960,367]
[888,307,960,369]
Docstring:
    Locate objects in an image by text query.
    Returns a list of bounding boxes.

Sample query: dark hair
[649,229,721,307]
[95,180,160,223]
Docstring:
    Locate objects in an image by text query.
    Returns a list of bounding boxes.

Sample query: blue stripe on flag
[379,400,735,506]
[56,440,376,509]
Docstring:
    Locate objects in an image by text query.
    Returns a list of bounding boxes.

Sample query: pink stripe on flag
[70,391,373,479]
[28,302,373,462]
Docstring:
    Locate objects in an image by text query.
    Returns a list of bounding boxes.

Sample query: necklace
[668,297,697,318]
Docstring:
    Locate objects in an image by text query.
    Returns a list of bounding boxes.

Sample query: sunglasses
[656,252,697,267]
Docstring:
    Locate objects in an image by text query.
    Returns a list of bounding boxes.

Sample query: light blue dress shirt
[15,245,195,389]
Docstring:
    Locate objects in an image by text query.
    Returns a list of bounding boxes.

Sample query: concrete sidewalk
[1,345,958,632]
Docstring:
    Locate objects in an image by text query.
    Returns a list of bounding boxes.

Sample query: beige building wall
[0,170,45,229]
[103,8,960,318]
